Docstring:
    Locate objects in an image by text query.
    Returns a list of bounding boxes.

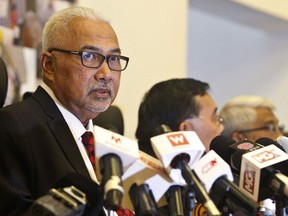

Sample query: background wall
[188,0,288,131]
[2,0,287,139]
[77,0,188,139]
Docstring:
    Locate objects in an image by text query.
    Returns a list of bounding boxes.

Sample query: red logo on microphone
[252,151,276,163]
[243,169,255,194]
[111,135,121,144]
[237,142,254,150]
[202,158,218,174]
[167,133,189,146]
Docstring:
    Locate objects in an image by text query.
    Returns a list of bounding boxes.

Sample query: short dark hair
[135,78,210,156]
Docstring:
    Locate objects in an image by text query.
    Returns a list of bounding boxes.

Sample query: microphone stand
[275,194,288,216]
[184,185,197,216]
[175,160,221,216]
[129,183,158,216]
[165,185,185,216]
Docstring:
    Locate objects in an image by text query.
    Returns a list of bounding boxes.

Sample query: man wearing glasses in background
[219,95,284,215]
[219,95,284,142]
[0,7,130,216]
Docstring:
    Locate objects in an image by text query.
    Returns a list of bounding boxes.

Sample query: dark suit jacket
[0,86,105,215]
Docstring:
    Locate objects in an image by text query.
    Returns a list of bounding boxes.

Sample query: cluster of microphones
[26,124,288,216]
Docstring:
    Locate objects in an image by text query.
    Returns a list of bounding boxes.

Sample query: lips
[92,87,111,98]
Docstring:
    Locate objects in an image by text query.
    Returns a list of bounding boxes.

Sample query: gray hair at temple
[219,95,276,137]
[42,6,110,51]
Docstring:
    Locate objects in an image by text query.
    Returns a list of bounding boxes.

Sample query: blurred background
[1,0,287,139]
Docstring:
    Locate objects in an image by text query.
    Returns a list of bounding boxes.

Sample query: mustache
[90,81,113,96]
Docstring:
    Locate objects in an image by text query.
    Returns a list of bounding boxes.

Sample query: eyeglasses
[236,124,285,134]
[48,48,129,71]
[189,114,223,125]
[199,114,223,125]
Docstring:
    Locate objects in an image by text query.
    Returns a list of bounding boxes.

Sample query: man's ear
[40,52,55,81]
[231,131,246,142]
[179,120,194,131]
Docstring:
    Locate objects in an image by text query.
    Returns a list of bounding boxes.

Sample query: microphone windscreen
[276,136,288,153]
[209,135,236,164]
[92,105,124,135]
[255,137,286,152]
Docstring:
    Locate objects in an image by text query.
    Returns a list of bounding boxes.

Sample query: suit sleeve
[0,108,35,215]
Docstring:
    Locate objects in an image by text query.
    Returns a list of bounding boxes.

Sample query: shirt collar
[40,82,93,140]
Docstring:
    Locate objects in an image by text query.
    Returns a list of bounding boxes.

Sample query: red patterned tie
[116,206,135,216]
[81,131,96,170]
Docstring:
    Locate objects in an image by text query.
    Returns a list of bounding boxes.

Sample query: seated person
[219,95,284,215]
[136,77,224,156]
[219,95,283,142]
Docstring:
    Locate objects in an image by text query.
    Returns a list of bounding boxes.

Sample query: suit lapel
[48,119,90,177]
[33,86,90,178]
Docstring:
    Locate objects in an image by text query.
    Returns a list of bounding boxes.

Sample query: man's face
[184,94,224,152]
[241,108,283,142]
[42,19,122,125]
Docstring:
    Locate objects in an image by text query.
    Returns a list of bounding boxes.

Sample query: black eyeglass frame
[47,48,129,71]
[236,124,285,134]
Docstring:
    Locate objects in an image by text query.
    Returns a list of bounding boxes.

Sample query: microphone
[150,125,205,183]
[275,136,288,153]
[129,183,158,216]
[122,150,175,214]
[92,105,124,135]
[28,173,104,216]
[276,136,288,153]
[151,125,221,216]
[257,137,288,216]
[255,137,286,152]
[94,125,139,211]
[210,136,288,202]
[193,150,260,215]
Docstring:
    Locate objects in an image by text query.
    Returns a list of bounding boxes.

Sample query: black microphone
[210,136,288,202]
[256,137,286,152]
[276,136,288,153]
[27,173,104,216]
[92,105,124,135]
[94,125,139,211]
[129,183,158,216]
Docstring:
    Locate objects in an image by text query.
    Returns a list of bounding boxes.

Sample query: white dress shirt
[41,83,118,215]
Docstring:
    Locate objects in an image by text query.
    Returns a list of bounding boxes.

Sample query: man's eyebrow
[80,46,121,54]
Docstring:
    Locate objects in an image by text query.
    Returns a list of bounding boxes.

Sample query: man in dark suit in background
[0,6,129,215]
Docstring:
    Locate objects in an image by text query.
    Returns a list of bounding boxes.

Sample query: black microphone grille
[210,135,236,164]
[255,137,286,152]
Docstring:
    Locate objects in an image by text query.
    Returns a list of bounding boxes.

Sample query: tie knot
[82,131,96,170]
[82,131,94,146]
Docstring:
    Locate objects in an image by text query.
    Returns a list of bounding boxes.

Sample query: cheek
[55,68,86,94]
[111,73,121,96]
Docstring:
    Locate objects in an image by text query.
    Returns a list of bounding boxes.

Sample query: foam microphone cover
[255,137,286,152]
[92,105,124,135]
[276,136,288,153]
[209,135,236,164]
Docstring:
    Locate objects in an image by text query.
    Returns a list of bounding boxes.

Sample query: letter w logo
[167,133,189,146]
